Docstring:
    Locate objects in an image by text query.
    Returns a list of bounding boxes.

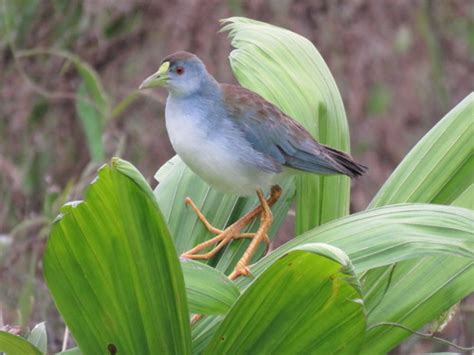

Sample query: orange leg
[184,197,223,234]
[234,233,270,255]
[228,189,273,280]
[181,185,281,261]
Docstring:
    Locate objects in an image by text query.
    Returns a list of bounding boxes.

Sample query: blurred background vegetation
[0,0,473,353]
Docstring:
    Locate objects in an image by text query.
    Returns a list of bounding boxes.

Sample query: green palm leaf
[0,331,42,355]
[370,93,473,208]
[191,204,473,352]
[361,93,474,353]
[27,322,47,354]
[245,204,473,277]
[43,158,191,355]
[181,259,239,315]
[205,244,365,354]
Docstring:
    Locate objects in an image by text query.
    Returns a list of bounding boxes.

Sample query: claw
[229,265,253,280]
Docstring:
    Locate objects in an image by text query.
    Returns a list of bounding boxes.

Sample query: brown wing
[221,84,366,177]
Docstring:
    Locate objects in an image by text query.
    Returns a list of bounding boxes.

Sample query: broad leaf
[362,93,474,353]
[205,244,365,354]
[370,92,473,208]
[27,322,47,354]
[223,17,351,233]
[43,158,191,354]
[181,259,239,315]
[191,204,473,352]
[245,204,473,277]
[0,331,41,355]
[362,258,473,354]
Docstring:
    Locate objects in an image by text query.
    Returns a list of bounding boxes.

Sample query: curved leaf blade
[190,204,473,352]
[0,331,41,355]
[27,322,47,354]
[245,204,473,277]
[370,92,473,208]
[362,93,474,353]
[362,258,473,354]
[222,17,351,233]
[205,243,365,354]
[43,158,191,354]
[181,259,239,315]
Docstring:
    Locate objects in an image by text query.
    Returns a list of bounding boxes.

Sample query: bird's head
[139,51,209,97]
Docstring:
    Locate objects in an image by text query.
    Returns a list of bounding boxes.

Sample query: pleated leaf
[0,331,41,355]
[154,156,295,275]
[361,93,474,353]
[43,158,191,355]
[362,258,473,354]
[205,244,365,354]
[181,259,240,315]
[190,204,473,353]
[245,204,473,276]
[369,92,473,208]
[222,17,351,233]
[27,322,47,354]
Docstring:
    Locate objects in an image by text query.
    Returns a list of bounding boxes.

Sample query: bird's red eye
[176,66,184,75]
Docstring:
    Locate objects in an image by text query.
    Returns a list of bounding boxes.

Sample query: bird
[139,51,366,280]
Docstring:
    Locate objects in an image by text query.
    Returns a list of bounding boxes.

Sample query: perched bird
[139,51,366,279]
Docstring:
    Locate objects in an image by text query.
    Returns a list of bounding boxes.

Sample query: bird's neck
[166,76,224,129]
[168,74,221,100]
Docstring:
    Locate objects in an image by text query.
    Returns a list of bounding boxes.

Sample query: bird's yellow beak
[139,61,170,89]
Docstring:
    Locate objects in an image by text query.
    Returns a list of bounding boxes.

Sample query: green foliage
[41,97,473,352]
[370,93,473,207]
[191,203,473,352]
[0,0,39,48]
[245,204,473,276]
[27,322,47,354]
[6,16,470,355]
[205,244,365,354]
[361,92,474,354]
[181,259,239,315]
[43,159,191,354]
[0,331,41,355]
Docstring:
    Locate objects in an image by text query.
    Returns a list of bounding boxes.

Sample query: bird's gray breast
[164,96,279,195]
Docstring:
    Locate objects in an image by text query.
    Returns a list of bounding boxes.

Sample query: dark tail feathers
[324,145,368,178]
